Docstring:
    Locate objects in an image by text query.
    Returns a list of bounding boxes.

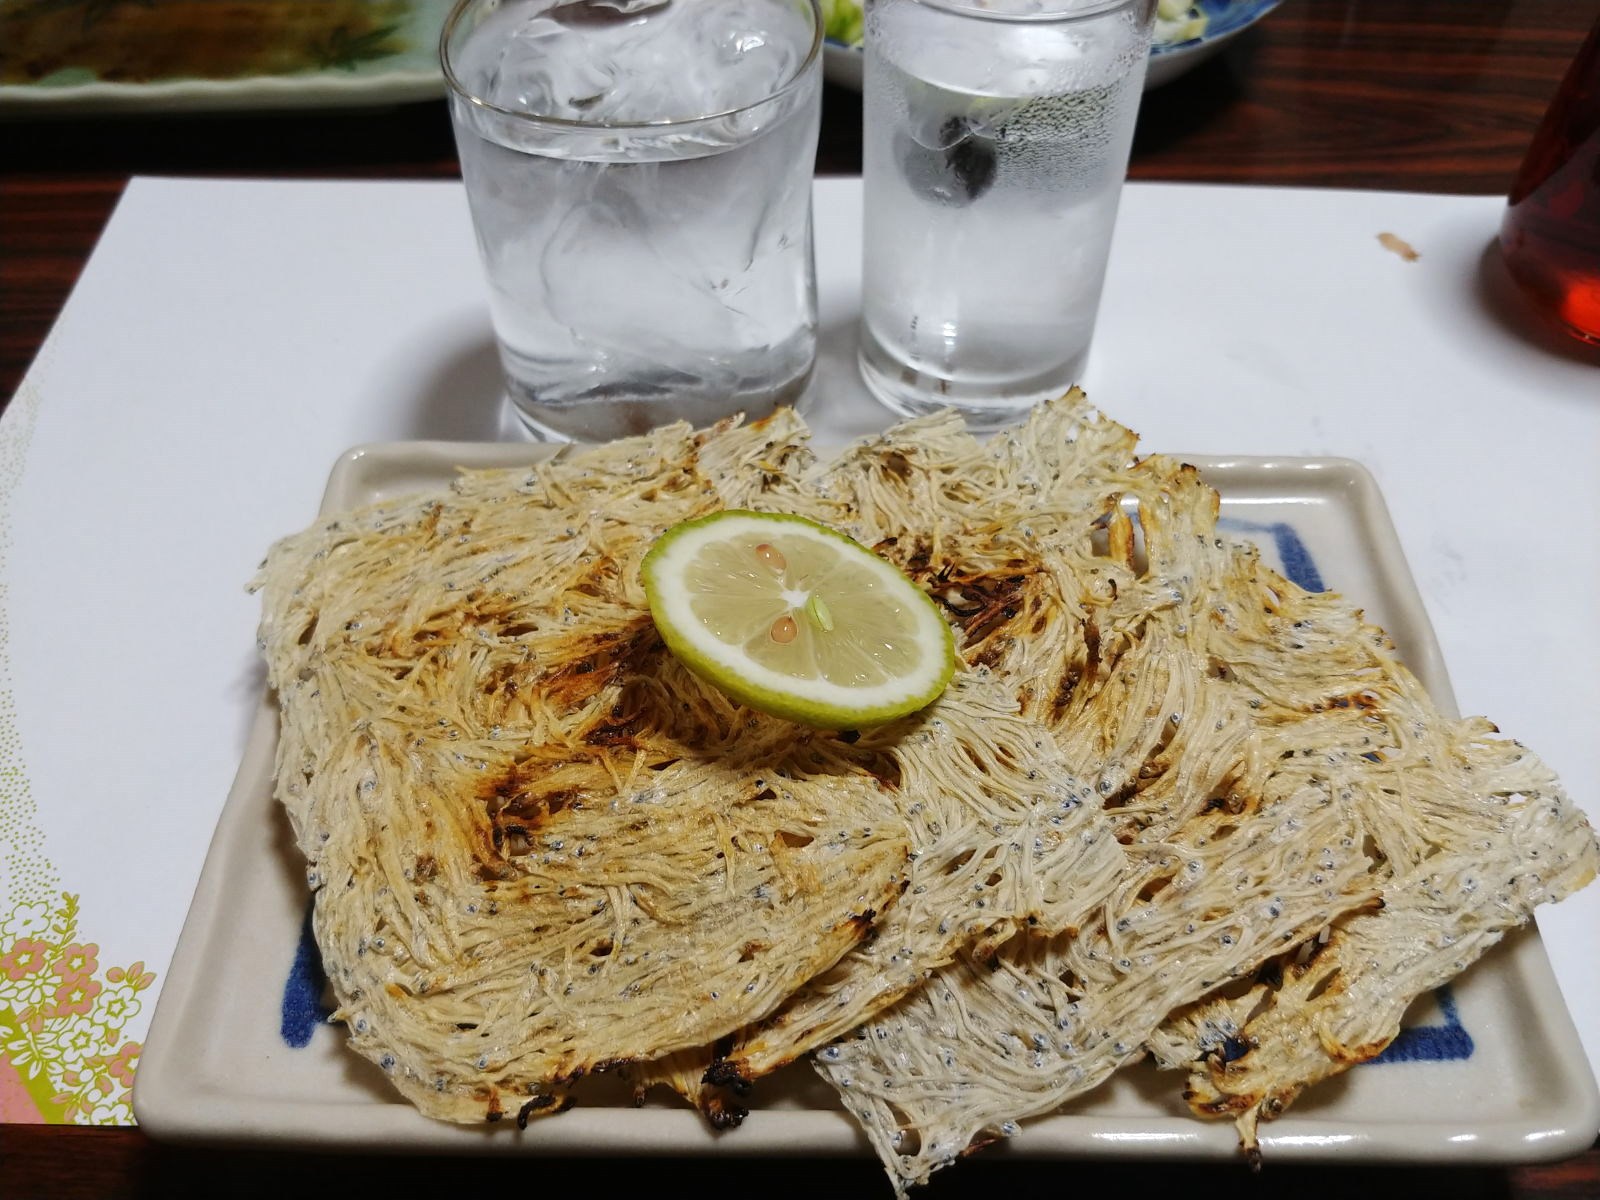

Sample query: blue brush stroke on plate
[1370,986,1475,1063]
[281,901,332,1048]
[1217,516,1326,593]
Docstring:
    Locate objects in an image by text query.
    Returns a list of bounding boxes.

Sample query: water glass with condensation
[443,0,823,442]
[858,0,1155,428]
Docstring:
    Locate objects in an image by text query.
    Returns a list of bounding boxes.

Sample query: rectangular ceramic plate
[135,441,1600,1162]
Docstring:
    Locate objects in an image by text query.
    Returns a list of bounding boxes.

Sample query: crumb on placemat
[1378,232,1421,262]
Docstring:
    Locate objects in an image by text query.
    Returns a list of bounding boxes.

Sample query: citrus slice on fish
[642,510,956,729]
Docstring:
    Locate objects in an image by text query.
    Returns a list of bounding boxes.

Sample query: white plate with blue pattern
[135,442,1600,1164]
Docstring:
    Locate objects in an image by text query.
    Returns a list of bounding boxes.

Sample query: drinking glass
[443,0,823,441]
[858,0,1155,428]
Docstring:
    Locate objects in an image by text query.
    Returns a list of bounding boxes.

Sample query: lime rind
[642,510,956,730]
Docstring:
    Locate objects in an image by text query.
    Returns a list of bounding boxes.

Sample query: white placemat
[1,175,1595,1125]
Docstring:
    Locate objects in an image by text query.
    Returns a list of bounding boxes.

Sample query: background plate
[0,0,452,115]
[823,0,1285,91]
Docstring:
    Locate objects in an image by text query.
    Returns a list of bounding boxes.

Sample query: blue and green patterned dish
[821,0,1286,91]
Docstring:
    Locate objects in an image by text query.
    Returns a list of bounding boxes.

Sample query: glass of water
[442,0,823,442]
[858,0,1155,428]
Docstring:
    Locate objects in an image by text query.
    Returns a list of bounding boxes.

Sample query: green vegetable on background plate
[1155,0,1209,43]
[821,0,865,45]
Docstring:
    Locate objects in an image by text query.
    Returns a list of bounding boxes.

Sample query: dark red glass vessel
[1500,16,1600,346]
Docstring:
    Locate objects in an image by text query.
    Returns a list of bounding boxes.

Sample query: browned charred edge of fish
[872,534,933,576]
[1082,615,1102,674]
[707,1096,749,1128]
[694,1030,757,1118]
[487,784,581,834]
[865,755,903,791]
[1186,1087,1257,1117]
[483,1091,504,1122]
[880,450,916,483]
[515,1091,573,1129]
[1308,690,1385,712]
[926,567,1033,648]
[1328,1036,1397,1066]
[586,701,647,749]
[723,408,793,439]
[968,930,1007,967]
[1258,1093,1294,1122]
[703,1056,754,1095]
[962,1127,1006,1158]
[537,618,657,710]
[589,1055,642,1076]
[698,1022,787,1108]
[846,907,879,937]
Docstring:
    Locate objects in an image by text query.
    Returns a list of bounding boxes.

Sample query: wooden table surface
[2,1,1597,1196]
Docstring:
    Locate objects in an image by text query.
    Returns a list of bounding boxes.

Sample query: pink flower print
[106,962,156,993]
[49,975,102,1018]
[101,1042,140,1088]
[50,1094,84,1123]
[50,1069,95,1123]
[52,943,99,984]
[0,938,50,981]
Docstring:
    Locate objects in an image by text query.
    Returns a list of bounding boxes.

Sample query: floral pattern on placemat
[0,377,160,1124]
[0,893,156,1122]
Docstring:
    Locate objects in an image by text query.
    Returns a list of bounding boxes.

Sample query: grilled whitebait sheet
[256,418,913,1120]
[797,395,1597,1193]
[1146,704,1595,1145]
[635,674,1129,1118]
[255,412,1123,1125]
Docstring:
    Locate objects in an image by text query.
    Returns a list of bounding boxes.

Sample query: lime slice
[642,510,956,729]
